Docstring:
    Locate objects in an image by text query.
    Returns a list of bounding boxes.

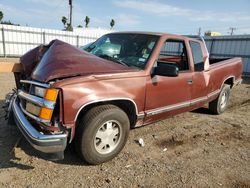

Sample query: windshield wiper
[98,54,129,67]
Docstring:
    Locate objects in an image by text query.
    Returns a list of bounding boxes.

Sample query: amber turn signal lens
[44,89,58,101]
[39,107,53,120]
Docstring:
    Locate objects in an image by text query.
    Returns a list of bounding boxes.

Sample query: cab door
[144,39,192,123]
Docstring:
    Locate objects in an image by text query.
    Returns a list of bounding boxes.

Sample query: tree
[61,16,72,31]
[0,11,3,23]
[61,16,67,28]
[66,23,73,31]
[0,12,19,26]
[110,19,115,29]
[204,31,211,36]
[1,20,19,26]
[84,16,90,28]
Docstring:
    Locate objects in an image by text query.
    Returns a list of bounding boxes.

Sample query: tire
[75,104,130,165]
[209,84,231,114]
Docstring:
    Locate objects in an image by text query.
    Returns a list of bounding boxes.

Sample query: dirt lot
[0,73,249,188]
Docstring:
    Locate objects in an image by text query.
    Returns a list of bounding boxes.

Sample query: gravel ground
[0,73,249,188]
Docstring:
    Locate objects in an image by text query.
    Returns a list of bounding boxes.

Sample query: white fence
[0,24,249,75]
[0,24,111,57]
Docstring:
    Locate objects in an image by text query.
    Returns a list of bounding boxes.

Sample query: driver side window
[158,40,189,71]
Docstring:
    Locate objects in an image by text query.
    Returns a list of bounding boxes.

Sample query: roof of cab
[107,31,201,42]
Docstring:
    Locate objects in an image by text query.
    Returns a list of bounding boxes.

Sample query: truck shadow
[191,107,214,115]
[0,100,35,170]
[242,77,250,85]
[17,138,87,166]
[0,100,88,170]
[0,128,35,170]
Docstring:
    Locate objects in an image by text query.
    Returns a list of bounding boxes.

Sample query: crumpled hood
[30,40,133,82]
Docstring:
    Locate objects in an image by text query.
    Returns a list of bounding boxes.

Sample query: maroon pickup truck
[5,32,242,164]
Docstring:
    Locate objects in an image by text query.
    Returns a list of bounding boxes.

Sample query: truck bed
[209,57,231,65]
[209,57,242,70]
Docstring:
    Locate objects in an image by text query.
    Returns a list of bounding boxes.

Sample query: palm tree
[61,16,67,28]
[0,11,4,23]
[110,19,115,29]
[66,23,73,31]
[84,16,90,28]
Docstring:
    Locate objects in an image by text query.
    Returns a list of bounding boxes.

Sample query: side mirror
[154,62,179,77]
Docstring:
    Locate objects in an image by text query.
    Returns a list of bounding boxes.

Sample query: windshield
[85,33,159,69]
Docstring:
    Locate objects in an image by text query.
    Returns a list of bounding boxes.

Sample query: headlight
[26,102,41,116]
[34,86,46,98]
[34,87,59,102]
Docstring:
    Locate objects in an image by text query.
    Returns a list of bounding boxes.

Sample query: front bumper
[12,96,67,153]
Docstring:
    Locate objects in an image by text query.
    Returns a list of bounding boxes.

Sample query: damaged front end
[4,41,68,160]
[4,38,131,160]
[4,80,68,159]
[4,80,67,160]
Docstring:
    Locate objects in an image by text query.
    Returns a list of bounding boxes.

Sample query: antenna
[198,27,201,36]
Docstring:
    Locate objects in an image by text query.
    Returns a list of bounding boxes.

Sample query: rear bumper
[12,96,67,153]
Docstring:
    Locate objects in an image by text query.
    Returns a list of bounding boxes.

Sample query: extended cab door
[144,38,192,123]
[189,41,208,106]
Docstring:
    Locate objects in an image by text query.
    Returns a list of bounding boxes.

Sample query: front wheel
[75,105,130,164]
[209,84,231,114]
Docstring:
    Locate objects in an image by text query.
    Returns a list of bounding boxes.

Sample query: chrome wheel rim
[220,92,227,109]
[94,120,122,154]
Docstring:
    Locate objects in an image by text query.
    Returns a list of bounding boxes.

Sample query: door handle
[187,78,193,85]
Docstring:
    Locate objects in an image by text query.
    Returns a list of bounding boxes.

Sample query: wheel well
[224,77,234,88]
[76,100,137,128]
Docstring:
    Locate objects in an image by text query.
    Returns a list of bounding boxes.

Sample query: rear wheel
[209,84,231,114]
[75,105,130,164]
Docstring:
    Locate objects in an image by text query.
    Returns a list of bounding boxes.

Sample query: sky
[0,0,250,35]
